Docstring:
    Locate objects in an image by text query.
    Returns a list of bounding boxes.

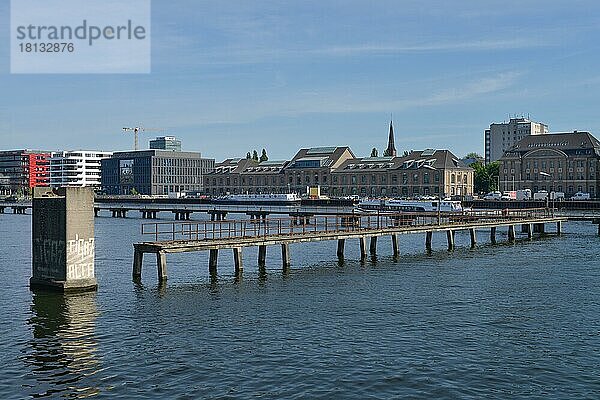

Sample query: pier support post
[425,231,432,252]
[534,223,545,233]
[556,221,562,235]
[527,224,533,239]
[369,236,377,254]
[281,243,291,271]
[490,227,497,244]
[209,249,218,275]
[157,251,167,282]
[337,239,345,258]
[359,237,367,259]
[446,230,454,250]
[258,245,267,265]
[391,234,399,256]
[233,247,243,275]
[469,228,476,248]
[508,225,515,242]
[133,248,143,280]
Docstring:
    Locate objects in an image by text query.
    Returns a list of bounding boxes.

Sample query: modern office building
[485,117,548,164]
[499,131,600,198]
[50,151,113,188]
[101,150,214,195]
[149,136,182,152]
[0,150,51,195]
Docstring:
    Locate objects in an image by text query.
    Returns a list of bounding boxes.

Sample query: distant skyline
[2,0,600,160]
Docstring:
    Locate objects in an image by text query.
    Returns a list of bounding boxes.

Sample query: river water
[0,214,599,399]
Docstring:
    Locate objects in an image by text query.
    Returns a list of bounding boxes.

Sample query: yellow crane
[122,126,166,151]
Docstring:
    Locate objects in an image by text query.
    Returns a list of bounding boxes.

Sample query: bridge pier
[490,227,497,244]
[156,251,167,282]
[281,243,291,271]
[258,245,267,265]
[369,236,377,254]
[359,237,367,259]
[425,231,432,252]
[447,230,454,250]
[508,225,516,242]
[337,239,345,258]
[469,228,476,248]
[133,248,143,280]
[556,221,562,235]
[391,234,399,256]
[209,249,218,274]
[233,247,243,275]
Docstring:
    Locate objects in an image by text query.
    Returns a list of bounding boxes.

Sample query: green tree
[130,187,139,196]
[471,161,500,194]
[465,152,483,160]
[252,150,259,161]
[370,148,379,157]
[260,148,268,162]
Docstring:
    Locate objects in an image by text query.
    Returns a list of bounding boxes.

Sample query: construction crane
[122,126,166,151]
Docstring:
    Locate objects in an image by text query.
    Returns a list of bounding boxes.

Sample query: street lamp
[539,171,554,216]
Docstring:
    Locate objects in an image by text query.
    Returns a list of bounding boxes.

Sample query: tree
[370,148,379,157]
[252,150,259,161]
[260,148,268,162]
[246,152,251,159]
[471,161,500,194]
[465,152,483,159]
[130,187,139,196]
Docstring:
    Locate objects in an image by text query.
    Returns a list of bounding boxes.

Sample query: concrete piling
[359,237,367,259]
[133,249,143,280]
[490,227,497,244]
[157,251,167,282]
[31,187,97,292]
[337,239,345,258]
[508,225,516,242]
[391,234,399,256]
[233,247,243,275]
[369,236,377,254]
[281,243,291,271]
[425,231,432,251]
[258,245,267,265]
[209,249,218,274]
[469,228,476,248]
[447,230,454,251]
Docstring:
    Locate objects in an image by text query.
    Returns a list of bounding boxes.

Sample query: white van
[571,192,591,200]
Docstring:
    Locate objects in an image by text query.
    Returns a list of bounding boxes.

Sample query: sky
[1,0,600,161]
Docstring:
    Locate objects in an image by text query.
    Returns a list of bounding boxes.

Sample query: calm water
[1,213,599,399]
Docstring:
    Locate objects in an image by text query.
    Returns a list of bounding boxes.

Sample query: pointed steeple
[385,119,397,157]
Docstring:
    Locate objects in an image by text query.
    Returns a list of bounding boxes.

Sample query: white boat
[356,198,465,213]
[213,193,302,205]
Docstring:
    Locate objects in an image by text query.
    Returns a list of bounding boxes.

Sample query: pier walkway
[133,209,566,282]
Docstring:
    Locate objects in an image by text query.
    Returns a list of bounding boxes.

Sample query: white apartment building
[50,151,113,188]
[484,117,548,164]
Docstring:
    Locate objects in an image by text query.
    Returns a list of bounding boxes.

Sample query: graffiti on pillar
[66,235,95,280]
[33,238,66,279]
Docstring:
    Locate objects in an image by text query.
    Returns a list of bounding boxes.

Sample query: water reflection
[22,291,101,398]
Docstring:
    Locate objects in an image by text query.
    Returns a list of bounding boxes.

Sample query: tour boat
[356,198,465,213]
[213,193,302,206]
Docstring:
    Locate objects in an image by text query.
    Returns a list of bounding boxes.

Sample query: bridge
[132,209,566,283]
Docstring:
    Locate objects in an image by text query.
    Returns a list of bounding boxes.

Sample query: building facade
[101,150,214,195]
[150,136,182,152]
[50,151,113,188]
[485,117,548,164]
[0,150,51,195]
[204,148,473,198]
[499,131,600,198]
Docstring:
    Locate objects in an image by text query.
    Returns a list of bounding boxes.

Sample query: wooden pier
[132,209,566,282]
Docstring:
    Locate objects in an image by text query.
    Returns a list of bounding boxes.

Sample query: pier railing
[141,208,553,242]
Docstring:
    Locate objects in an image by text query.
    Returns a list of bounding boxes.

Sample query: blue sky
[1,0,600,161]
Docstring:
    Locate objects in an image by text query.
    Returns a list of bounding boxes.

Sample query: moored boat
[356,198,465,213]
[213,193,302,206]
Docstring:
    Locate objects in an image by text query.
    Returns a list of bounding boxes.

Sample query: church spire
[385,118,397,157]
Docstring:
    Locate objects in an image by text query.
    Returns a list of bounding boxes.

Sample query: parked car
[483,191,502,201]
[571,192,591,200]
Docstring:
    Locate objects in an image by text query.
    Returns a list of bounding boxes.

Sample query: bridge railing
[141,208,553,242]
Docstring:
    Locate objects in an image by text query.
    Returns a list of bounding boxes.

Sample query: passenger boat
[213,193,302,206]
[356,198,465,213]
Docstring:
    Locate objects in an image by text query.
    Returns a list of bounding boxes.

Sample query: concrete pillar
[233,247,243,275]
[534,223,545,233]
[133,248,143,279]
[556,221,562,235]
[490,227,497,244]
[527,224,533,239]
[369,236,377,254]
[157,251,167,282]
[508,225,516,242]
[446,230,454,251]
[258,245,267,265]
[281,243,291,271]
[337,239,345,258]
[31,187,97,292]
[210,213,215,221]
[175,212,180,221]
[359,236,367,259]
[209,249,218,275]
[425,231,432,252]
[469,228,476,248]
[391,234,399,256]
